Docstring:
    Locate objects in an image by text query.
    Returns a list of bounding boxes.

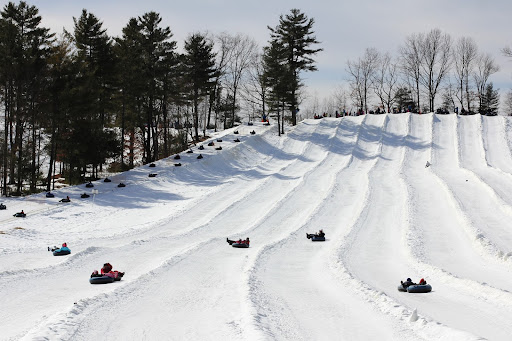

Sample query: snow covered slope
[1,114,512,340]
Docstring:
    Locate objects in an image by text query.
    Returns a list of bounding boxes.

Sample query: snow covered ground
[2,113,512,340]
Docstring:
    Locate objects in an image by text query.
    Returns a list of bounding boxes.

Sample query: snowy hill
[1,114,512,340]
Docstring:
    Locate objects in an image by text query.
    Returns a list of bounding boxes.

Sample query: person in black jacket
[401,278,416,289]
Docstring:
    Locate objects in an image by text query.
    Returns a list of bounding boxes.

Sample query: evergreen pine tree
[267,9,322,125]
[0,1,53,194]
[183,33,218,141]
[479,82,500,115]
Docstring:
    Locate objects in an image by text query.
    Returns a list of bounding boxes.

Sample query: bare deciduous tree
[453,36,478,112]
[399,33,422,112]
[347,47,379,113]
[372,52,400,113]
[240,53,268,122]
[474,53,499,113]
[223,33,258,127]
[504,90,512,116]
[502,46,512,58]
[419,28,452,113]
[332,85,349,114]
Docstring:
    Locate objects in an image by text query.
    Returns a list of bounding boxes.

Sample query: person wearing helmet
[318,229,325,238]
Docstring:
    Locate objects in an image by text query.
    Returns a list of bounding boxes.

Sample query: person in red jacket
[90,263,124,279]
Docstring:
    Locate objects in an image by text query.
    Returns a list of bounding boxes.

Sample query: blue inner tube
[397,285,407,292]
[232,243,249,248]
[407,284,432,293]
[89,276,115,284]
[311,236,325,241]
[53,247,71,256]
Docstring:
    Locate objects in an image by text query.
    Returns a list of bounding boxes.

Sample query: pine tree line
[0,2,322,196]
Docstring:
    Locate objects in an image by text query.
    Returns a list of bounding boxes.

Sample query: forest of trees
[0,2,321,196]
[2,1,511,197]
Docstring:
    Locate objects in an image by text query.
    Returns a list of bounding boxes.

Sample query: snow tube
[118,183,126,188]
[397,284,407,292]
[60,198,70,202]
[311,236,326,241]
[13,212,26,217]
[45,192,55,198]
[232,242,249,248]
[53,247,71,256]
[407,284,432,293]
[89,276,115,284]
[81,193,90,198]
[104,178,112,182]
[85,183,94,188]
[149,163,156,167]
[0,204,6,210]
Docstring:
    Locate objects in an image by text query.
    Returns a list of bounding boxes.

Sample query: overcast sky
[26,0,512,109]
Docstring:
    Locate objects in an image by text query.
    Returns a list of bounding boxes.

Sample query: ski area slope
[1,114,512,341]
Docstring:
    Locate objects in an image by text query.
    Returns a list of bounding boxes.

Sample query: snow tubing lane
[53,249,71,256]
[89,276,115,284]
[232,243,249,248]
[407,284,432,293]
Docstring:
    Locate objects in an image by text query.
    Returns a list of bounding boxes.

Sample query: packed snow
[1,113,512,340]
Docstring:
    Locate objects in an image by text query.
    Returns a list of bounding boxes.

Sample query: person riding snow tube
[398,278,432,293]
[45,192,55,198]
[227,237,250,248]
[406,278,432,293]
[89,263,125,284]
[51,243,71,256]
[13,210,26,217]
[81,193,90,198]
[0,203,6,210]
[306,229,326,241]
[59,196,70,203]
